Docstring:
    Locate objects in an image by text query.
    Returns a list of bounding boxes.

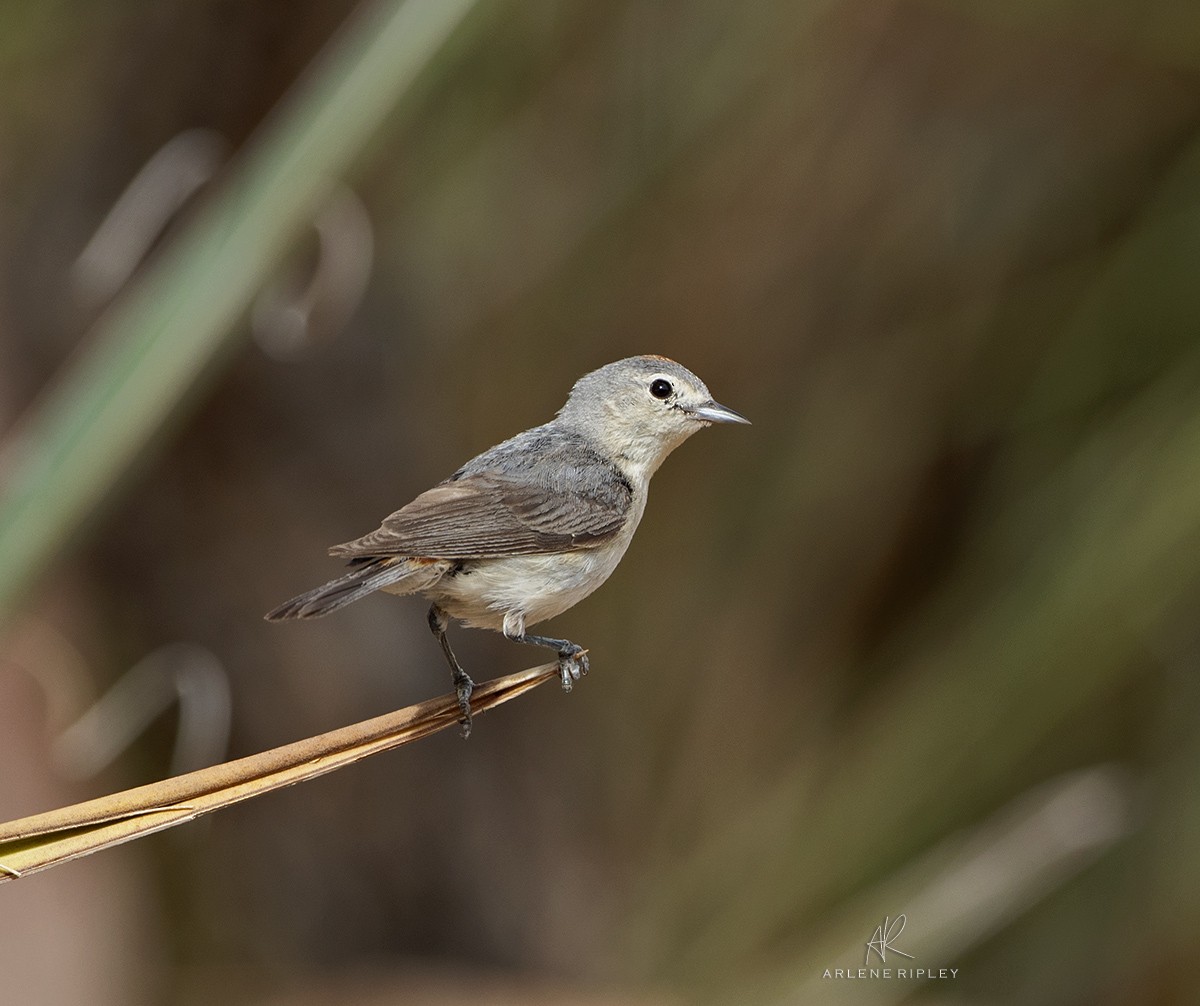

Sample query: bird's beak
[686,400,751,425]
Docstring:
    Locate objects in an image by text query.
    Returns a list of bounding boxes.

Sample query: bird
[265,355,749,735]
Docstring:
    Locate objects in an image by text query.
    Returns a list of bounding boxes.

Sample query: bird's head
[556,355,749,477]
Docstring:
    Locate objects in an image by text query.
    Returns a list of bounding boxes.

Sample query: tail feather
[265,558,421,620]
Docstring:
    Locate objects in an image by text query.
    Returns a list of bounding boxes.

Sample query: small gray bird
[266,355,748,734]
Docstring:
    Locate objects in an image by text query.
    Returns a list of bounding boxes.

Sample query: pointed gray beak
[687,400,751,425]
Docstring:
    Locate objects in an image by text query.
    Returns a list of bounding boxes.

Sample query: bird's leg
[502,613,589,693]
[428,604,474,738]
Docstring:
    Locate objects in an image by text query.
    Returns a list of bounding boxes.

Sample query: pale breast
[430,489,647,630]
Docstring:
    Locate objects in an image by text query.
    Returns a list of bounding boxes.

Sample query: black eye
[649,378,673,399]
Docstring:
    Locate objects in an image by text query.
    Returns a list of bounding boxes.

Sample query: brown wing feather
[328,470,631,560]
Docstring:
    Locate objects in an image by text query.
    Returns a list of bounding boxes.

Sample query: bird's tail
[265,557,433,621]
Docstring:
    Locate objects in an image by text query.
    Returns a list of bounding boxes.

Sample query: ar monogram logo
[865,915,914,966]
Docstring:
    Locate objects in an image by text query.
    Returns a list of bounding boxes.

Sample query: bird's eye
[649,378,673,399]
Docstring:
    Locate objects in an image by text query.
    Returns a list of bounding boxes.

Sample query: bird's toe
[557,646,589,690]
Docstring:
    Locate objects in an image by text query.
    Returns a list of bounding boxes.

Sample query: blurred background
[3,1,1200,1003]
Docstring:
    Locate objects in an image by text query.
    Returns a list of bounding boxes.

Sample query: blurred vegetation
[3,1,1200,1004]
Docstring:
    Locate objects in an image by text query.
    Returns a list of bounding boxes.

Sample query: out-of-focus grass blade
[0,664,556,882]
[647,364,1200,991]
[757,767,1133,1005]
[0,0,480,631]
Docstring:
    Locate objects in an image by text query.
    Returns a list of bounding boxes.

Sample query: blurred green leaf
[0,0,480,631]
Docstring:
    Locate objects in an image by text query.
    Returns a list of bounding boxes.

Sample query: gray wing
[328,431,633,560]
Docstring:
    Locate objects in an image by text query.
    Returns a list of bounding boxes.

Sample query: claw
[557,646,589,691]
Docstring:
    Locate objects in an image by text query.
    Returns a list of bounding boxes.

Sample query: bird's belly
[430,547,627,631]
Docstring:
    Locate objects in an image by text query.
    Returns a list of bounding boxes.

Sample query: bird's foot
[453,671,475,739]
[504,627,589,694]
[557,645,589,693]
